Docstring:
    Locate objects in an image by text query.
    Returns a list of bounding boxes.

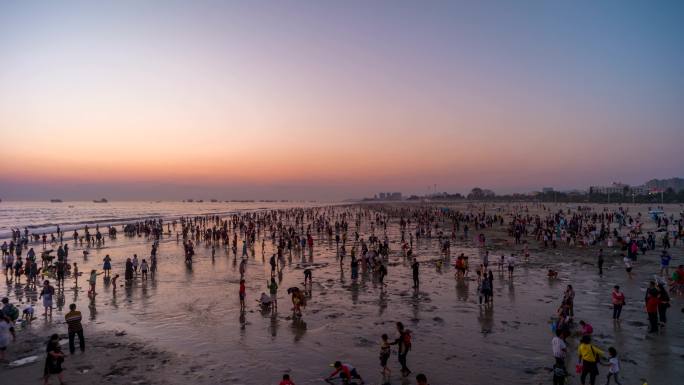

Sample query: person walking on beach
[563,285,575,317]
[578,335,604,385]
[380,333,391,377]
[506,253,516,279]
[611,286,625,321]
[43,333,65,385]
[645,287,660,333]
[268,278,278,310]
[125,258,133,281]
[269,254,277,277]
[623,254,633,279]
[239,279,246,311]
[551,329,567,367]
[597,249,604,277]
[602,347,622,385]
[40,280,55,317]
[102,254,112,277]
[239,258,247,279]
[411,258,419,288]
[88,270,103,296]
[65,304,85,354]
[660,250,672,277]
[391,321,412,377]
[140,259,149,280]
[112,274,119,294]
[657,283,670,326]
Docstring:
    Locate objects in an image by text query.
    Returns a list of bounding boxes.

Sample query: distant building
[630,185,649,196]
[542,187,554,193]
[589,182,648,196]
[373,192,402,201]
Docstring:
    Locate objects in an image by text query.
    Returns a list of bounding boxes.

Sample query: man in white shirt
[551,329,567,367]
[506,254,516,279]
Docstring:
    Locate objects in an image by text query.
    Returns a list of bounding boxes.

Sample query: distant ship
[50,199,63,203]
[93,198,108,203]
[210,199,218,202]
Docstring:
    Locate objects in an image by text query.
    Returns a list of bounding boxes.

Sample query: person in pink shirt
[611,286,625,321]
[579,320,593,336]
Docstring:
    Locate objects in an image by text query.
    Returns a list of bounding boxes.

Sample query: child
[380,333,391,376]
[140,259,149,280]
[604,347,621,385]
[88,269,104,296]
[112,274,120,293]
[552,360,567,385]
[279,374,295,385]
[22,303,35,323]
[239,279,246,310]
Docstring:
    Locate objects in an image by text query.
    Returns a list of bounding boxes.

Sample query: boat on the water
[50,199,63,203]
[93,198,108,203]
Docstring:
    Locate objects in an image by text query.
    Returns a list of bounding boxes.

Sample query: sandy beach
[1,202,683,385]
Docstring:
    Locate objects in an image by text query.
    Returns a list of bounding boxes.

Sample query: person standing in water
[124,258,133,281]
[102,255,112,277]
[88,270,103,296]
[40,280,55,317]
[597,249,604,277]
[239,279,246,311]
[380,333,391,377]
[623,254,633,279]
[411,258,419,288]
[611,286,625,321]
[268,278,278,310]
[140,259,149,280]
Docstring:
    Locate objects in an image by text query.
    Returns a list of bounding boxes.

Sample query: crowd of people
[1,203,682,384]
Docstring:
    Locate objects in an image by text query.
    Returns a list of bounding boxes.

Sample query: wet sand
[2,202,683,384]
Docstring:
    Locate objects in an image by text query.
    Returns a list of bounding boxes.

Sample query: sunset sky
[1,1,683,200]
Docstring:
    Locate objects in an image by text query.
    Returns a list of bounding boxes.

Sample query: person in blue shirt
[660,250,672,277]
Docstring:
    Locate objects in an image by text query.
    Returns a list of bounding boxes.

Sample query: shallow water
[0,200,324,240]
[3,207,683,384]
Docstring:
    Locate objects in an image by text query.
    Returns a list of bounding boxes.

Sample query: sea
[0,200,326,240]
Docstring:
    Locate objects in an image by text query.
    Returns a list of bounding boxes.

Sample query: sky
[1,0,683,201]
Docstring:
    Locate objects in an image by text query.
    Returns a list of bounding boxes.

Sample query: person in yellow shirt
[578,335,604,385]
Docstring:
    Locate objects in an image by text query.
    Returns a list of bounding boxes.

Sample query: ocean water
[0,200,323,240]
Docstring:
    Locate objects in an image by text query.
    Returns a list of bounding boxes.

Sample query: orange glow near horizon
[1,2,682,199]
